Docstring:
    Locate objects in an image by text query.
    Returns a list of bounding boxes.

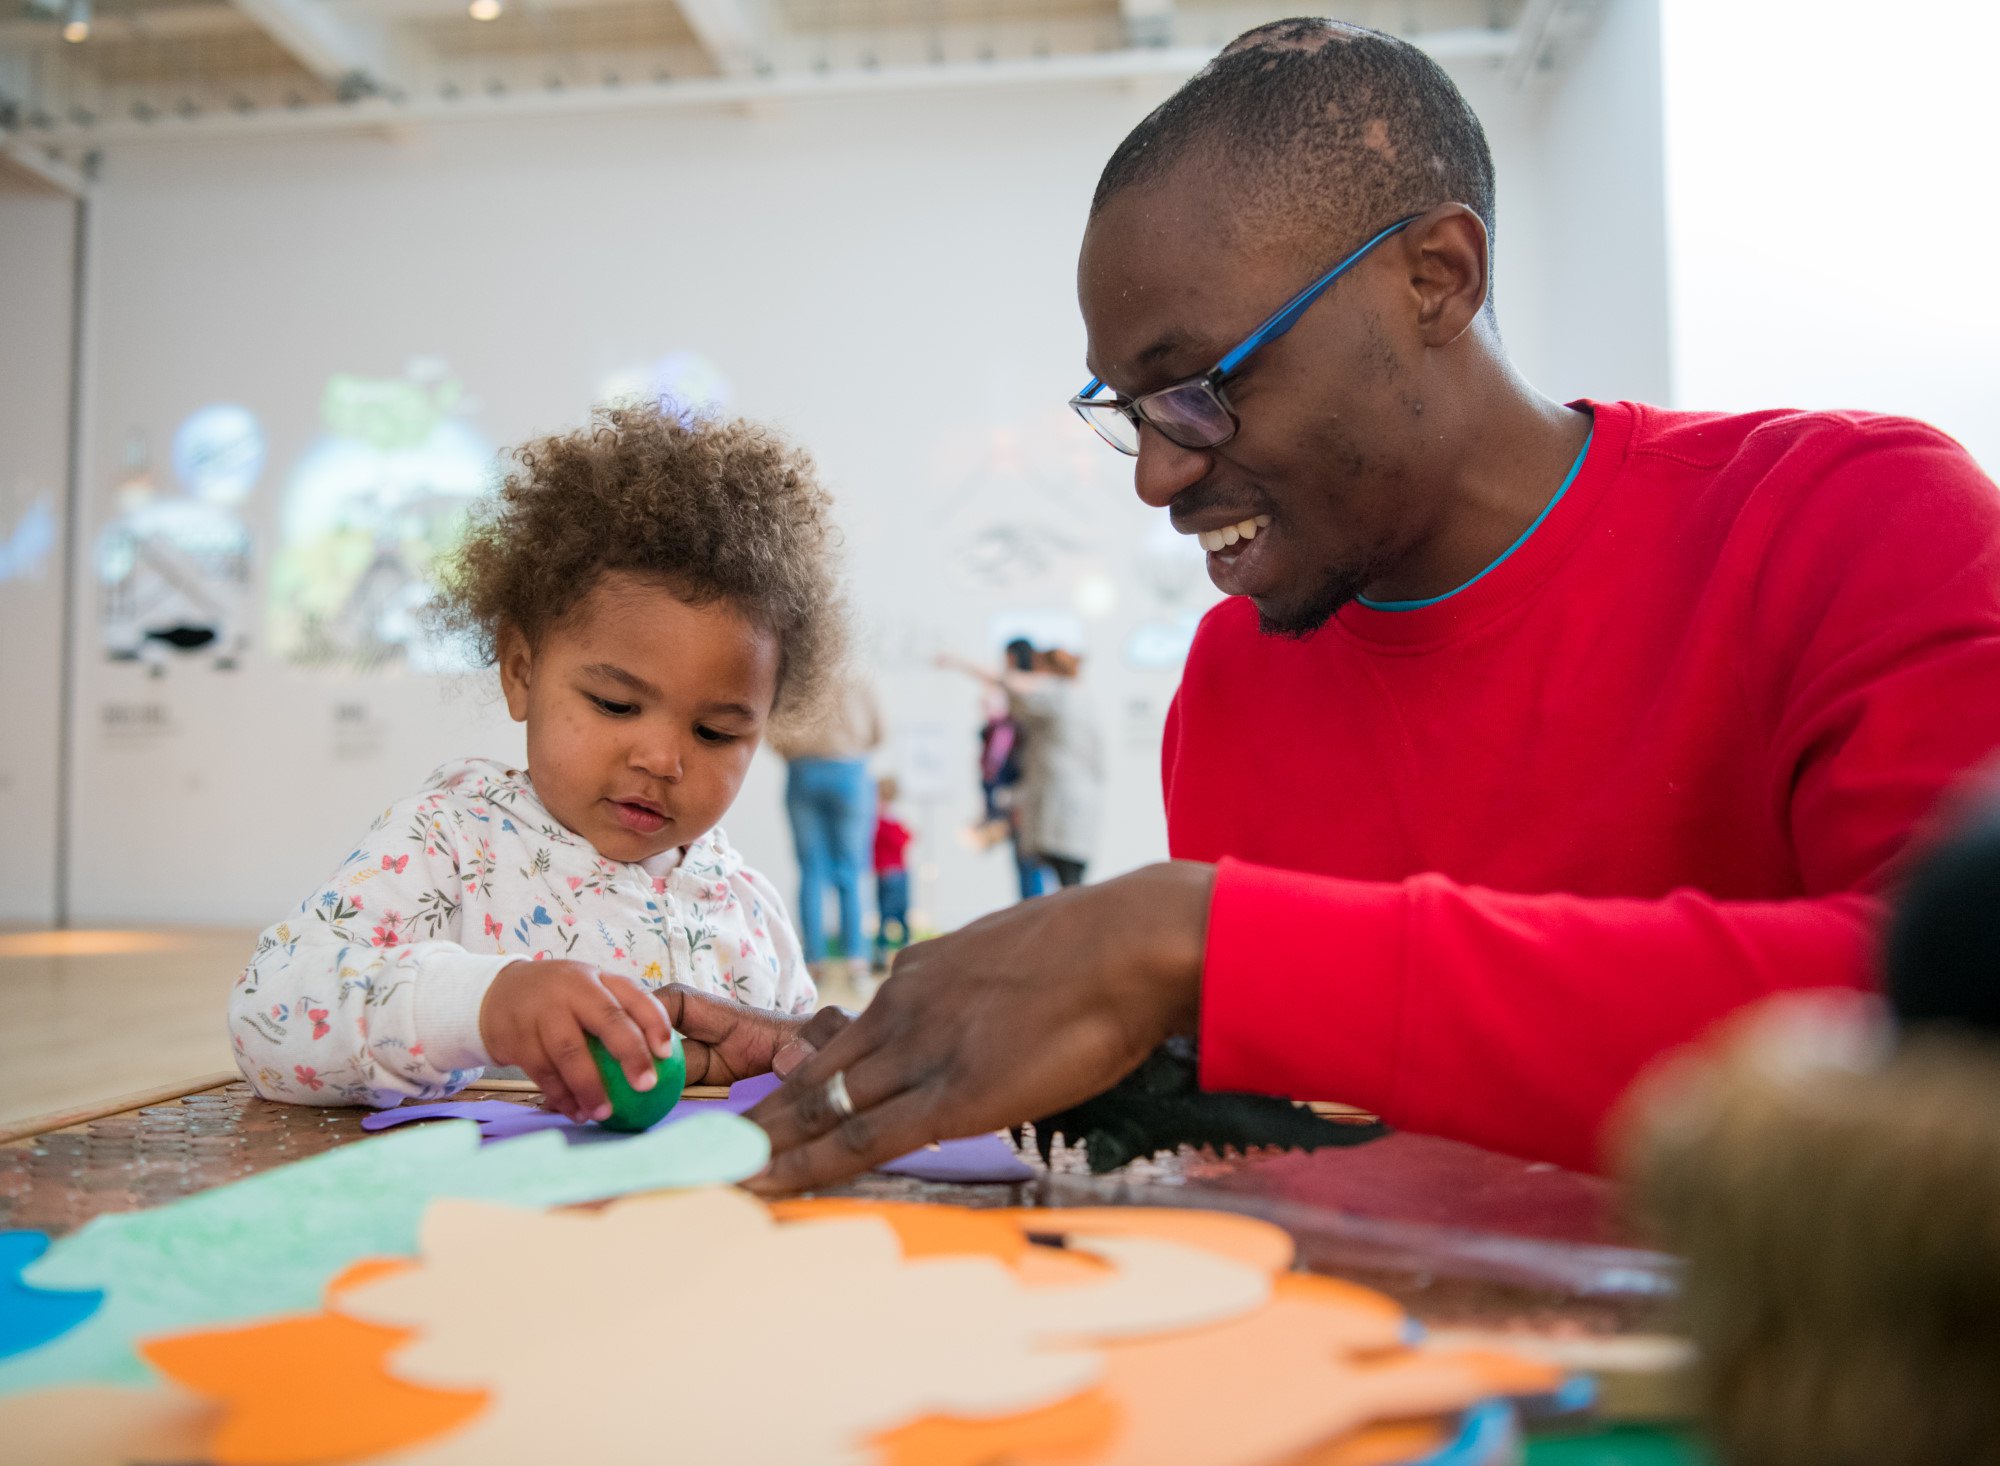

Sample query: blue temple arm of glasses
[1212,215,1420,379]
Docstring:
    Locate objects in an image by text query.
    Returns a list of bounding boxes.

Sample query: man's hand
[478,960,674,1122]
[746,861,1214,1193]
[653,983,855,1087]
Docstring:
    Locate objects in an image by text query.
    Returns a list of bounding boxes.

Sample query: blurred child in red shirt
[873,777,914,970]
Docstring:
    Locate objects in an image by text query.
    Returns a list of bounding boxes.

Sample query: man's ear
[497,624,533,723]
[1404,204,1489,348]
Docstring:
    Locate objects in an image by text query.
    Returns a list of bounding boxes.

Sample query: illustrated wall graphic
[931,419,1127,594]
[96,405,262,675]
[1125,516,1214,671]
[0,487,56,585]
[266,361,495,674]
[595,350,734,423]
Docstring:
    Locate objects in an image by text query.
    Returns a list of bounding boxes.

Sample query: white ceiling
[1,0,1604,190]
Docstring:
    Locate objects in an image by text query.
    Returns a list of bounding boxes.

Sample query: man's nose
[1132,424,1212,509]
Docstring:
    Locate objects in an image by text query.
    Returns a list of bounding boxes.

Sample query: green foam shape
[588,1028,686,1132]
[0,1110,766,1395]
[1526,1425,1712,1465]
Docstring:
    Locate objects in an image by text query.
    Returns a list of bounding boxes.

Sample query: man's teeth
[1199,516,1273,554]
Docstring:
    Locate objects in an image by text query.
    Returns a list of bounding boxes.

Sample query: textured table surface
[1,1081,1675,1338]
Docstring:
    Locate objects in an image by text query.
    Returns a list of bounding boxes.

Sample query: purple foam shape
[715,1072,782,1111]
[360,1101,571,1138]
[877,1132,1036,1184]
[359,1074,1034,1182]
[360,1073,781,1142]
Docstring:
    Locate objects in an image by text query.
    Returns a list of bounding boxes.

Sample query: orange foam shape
[773,1200,1299,1280]
[987,1207,1299,1276]
[768,1199,1036,1262]
[874,1388,1122,1466]
[1002,1276,1552,1466]
[1289,1418,1456,1465]
[770,1199,1110,1286]
[140,1259,487,1466]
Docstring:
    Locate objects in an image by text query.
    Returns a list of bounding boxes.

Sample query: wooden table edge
[0,1075,741,1144]
[0,1071,244,1145]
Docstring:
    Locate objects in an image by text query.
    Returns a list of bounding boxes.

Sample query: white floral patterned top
[230,757,815,1108]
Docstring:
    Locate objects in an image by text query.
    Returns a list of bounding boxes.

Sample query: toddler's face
[499,572,780,865]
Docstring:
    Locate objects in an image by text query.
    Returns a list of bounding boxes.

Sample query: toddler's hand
[478,960,674,1122]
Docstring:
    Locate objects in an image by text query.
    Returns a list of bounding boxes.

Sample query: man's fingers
[542,1015,611,1121]
[657,983,736,1043]
[578,987,659,1090]
[604,975,674,1060]
[747,1087,941,1196]
[749,1038,910,1157]
[766,1006,855,1080]
[772,1039,815,1079]
[745,1008,875,1134]
[798,1006,856,1050]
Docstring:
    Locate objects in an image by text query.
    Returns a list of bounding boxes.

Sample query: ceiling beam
[22,30,1520,148]
[0,5,252,48]
[673,0,773,77]
[230,0,395,91]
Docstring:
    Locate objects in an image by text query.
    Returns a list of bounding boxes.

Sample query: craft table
[0,1074,1678,1350]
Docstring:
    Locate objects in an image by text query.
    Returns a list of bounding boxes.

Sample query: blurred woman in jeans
[939,642,1103,889]
[769,674,882,983]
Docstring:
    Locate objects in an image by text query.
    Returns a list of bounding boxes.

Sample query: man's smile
[1188,513,1273,554]
[1184,513,1281,597]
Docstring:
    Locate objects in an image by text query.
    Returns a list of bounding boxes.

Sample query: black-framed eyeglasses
[1069,214,1419,457]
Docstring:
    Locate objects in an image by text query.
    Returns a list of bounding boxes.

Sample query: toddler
[231,405,842,1121]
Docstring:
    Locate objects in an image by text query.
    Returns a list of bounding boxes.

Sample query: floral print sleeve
[734,866,818,1016]
[231,758,820,1110]
[229,783,511,1108]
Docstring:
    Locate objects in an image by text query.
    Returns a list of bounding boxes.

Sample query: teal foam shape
[0,1111,766,1394]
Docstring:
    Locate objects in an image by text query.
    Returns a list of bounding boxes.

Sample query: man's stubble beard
[1254,545,1393,639]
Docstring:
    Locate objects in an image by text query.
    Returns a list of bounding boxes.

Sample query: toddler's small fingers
[524,1061,580,1123]
[542,1016,612,1122]
[605,974,675,1060]
[578,986,659,1090]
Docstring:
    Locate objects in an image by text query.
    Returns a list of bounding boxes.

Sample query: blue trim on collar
[1358,430,1593,613]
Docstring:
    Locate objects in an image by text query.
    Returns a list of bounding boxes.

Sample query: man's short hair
[1092,19,1497,262]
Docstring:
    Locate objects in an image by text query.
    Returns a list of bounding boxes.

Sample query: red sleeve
[1200,423,2000,1173]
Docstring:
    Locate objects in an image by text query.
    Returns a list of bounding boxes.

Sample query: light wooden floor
[0,927,252,1130]
[0,927,879,1131]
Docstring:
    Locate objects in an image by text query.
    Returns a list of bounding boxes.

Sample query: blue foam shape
[1411,1400,1520,1466]
[0,1231,104,1361]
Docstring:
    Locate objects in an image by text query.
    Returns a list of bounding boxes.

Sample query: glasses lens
[1073,399,1141,456]
[1143,382,1236,450]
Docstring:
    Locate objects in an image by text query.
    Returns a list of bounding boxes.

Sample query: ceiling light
[60,0,89,42]
[468,0,502,19]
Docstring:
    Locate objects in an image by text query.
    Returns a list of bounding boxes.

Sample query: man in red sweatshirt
[747,20,2000,1186]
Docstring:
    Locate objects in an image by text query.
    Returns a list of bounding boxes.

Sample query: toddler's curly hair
[434,403,844,715]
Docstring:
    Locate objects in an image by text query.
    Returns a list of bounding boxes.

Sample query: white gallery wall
[0,183,75,924]
[24,11,1670,932]
[1662,0,2000,473]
